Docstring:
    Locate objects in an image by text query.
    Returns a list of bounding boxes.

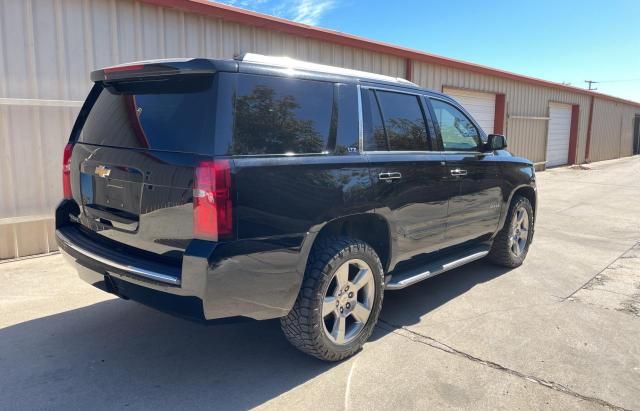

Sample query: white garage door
[443,88,496,134]
[546,103,572,167]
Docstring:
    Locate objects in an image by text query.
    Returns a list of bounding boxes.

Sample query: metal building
[1,0,639,259]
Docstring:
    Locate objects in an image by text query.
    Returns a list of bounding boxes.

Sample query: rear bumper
[61,253,211,321]
[56,224,315,321]
[56,229,181,285]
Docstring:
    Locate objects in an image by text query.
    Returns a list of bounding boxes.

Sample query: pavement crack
[376,319,630,411]
[563,241,640,301]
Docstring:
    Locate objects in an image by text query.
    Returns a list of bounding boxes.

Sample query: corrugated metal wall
[590,98,637,162]
[0,0,406,218]
[413,61,595,164]
[0,0,638,258]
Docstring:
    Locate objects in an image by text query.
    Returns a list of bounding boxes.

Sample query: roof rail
[237,53,418,87]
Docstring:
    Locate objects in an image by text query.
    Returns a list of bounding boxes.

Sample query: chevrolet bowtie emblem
[95,165,111,178]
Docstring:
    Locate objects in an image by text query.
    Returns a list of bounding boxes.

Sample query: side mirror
[486,134,507,151]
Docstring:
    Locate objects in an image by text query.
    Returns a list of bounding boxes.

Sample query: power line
[584,78,640,90]
[594,78,640,83]
[585,80,598,90]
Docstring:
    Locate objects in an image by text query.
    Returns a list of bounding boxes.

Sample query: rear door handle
[450,168,467,177]
[379,172,402,182]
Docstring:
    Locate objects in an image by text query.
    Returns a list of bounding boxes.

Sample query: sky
[214,0,640,102]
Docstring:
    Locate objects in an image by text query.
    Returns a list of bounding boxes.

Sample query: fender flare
[298,212,394,273]
[496,184,537,233]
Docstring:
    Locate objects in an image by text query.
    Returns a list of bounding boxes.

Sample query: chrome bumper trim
[56,230,181,286]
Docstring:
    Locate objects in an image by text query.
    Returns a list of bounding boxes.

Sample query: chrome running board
[385,248,489,290]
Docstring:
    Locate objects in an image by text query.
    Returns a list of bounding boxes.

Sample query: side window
[362,89,388,151]
[362,89,429,151]
[430,99,481,151]
[376,91,428,151]
[231,74,334,155]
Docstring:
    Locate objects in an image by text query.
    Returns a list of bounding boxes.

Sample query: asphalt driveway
[1,156,639,410]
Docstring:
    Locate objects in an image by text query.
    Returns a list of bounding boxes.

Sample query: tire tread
[280,236,384,361]
[488,195,534,267]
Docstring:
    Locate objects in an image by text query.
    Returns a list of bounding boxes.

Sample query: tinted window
[231,75,334,155]
[362,89,387,151]
[376,91,428,151]
[79,75,216,154]
[334,84,360,154]
[430,99,481,151]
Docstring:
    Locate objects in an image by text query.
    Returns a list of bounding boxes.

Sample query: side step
[385,246,490,290]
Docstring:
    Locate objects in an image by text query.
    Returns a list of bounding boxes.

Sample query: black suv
[56,54,536,361]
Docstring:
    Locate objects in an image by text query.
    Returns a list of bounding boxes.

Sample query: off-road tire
[280,237,384,361]
[488,195,534,267]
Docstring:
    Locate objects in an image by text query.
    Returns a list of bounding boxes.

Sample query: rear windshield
[78,75,216,154]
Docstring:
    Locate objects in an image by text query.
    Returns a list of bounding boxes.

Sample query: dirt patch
[568,164,592,171]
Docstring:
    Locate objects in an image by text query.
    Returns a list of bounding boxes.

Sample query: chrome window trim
[360,85,425,97]
[364,150,492,156]
[428,95,456,103]
[56,230,181,286]
[441,151,493,156]
[365,150,443,155]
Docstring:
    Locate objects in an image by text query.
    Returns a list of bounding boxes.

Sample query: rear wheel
[280,237,384,361]
[488,195,534,267]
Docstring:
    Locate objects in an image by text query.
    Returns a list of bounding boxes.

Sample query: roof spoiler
[90,58,221,82]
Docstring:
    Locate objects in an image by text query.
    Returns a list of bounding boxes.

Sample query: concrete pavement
[1,156,639,410]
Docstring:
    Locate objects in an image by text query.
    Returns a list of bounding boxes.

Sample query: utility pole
[585,80,598,91]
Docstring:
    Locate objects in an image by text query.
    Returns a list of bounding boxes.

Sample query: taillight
[193,160,233,241]
[62,143,73,199]
[103,63,145,74]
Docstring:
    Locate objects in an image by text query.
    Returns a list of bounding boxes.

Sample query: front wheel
[280,237,384,361]
[488,195,534,267]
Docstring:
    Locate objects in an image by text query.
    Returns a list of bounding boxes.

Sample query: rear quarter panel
[233,155,373,238]
[201,154,374,319]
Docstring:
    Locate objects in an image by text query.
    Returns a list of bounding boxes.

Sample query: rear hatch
[69,72,218,265]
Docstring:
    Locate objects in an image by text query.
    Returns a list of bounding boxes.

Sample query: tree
[233,86,325,155]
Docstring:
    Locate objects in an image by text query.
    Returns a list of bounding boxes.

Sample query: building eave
[141,0,640,108]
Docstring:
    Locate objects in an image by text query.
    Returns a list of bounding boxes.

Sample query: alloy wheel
[322,259,375,345]
[509,206,529,257]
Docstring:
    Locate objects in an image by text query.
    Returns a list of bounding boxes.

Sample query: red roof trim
[568,104,580,164]
[404,58,413,82]
[141,0,640,108]
[585,96,596,161]
[494,94,506,135]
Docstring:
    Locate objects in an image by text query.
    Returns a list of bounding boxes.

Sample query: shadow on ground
[0,260,509,410]
[378,260,511,330]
